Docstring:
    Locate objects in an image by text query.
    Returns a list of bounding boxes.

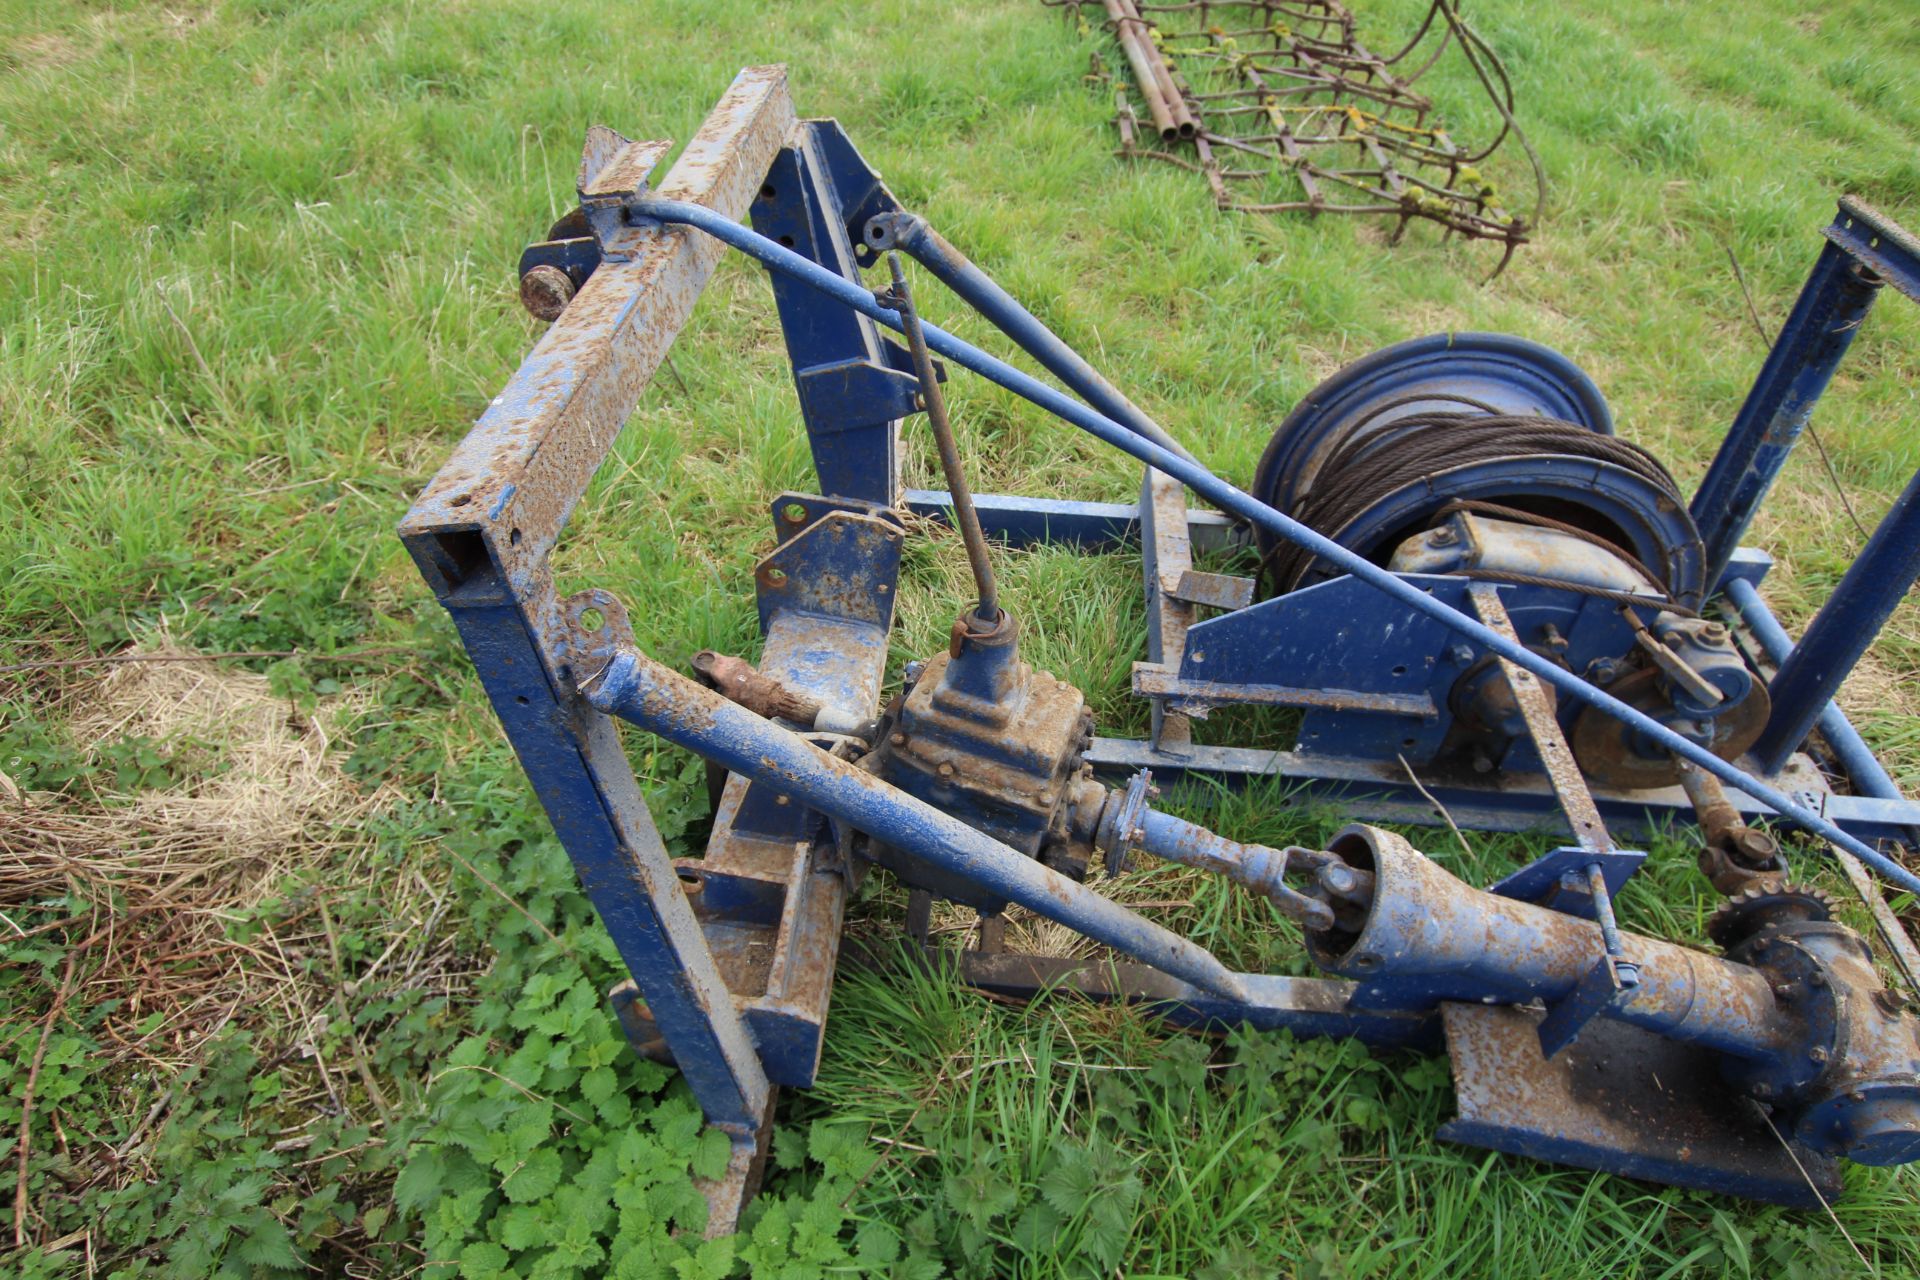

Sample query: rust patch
[399,65,796,582]
[692,650,822,725]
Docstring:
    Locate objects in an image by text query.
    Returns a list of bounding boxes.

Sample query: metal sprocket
[1706,881,1837,950]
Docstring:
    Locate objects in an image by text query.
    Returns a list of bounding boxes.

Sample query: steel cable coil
[1257,397,1699,602]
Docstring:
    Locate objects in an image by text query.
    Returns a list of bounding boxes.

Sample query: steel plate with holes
[1438,1003,1839,1206]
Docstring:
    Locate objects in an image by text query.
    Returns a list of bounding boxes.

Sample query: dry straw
[2,644,454,1253]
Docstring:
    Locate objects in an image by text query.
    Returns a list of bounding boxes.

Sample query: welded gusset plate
[1175,573,1636,766]
[578,131,676,260]
[767,490,902,543]
[1438,1003,1840,1206]
[753,510,905,634]
[1489,846,1645,920]
[1535,954,1633,1061]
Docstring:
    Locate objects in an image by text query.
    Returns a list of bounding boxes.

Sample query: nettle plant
[381,792,912,1279]
[396,1036,906,1278]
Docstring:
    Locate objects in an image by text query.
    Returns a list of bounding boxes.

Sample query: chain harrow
[1049,0,1544,278]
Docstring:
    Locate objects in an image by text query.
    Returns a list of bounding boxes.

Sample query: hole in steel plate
[760,184,776,199]
[1391,664,1408,676]
[580,607,606,630]
[777,235,795,248]
[676,869,703,889]
[509,527,522,546]
[781,501,808,524]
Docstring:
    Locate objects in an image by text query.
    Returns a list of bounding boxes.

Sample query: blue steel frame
[635,192,1920,891]
[1693,198,1920,776]
[399,68,800,1219]
[910,199,1920,860]
[405,66,1920,1219]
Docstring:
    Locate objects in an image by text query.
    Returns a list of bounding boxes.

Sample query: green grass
[4,0,1920,1275]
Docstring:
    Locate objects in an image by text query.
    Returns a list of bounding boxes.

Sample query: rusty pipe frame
[1135,4,1199,140]
[581,641,1250,1001]
[1104,0,1190,141]
[632,196,1920,903]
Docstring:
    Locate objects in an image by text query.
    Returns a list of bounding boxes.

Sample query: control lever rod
[881,253,998,629]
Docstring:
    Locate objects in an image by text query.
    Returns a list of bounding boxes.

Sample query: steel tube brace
[634,196,1920,898]
[1692,239,1884,589]
[581,642,1250,1000]
[1753,465,1920,773]
[1724,576,1910,810]
[862,210,1199,466]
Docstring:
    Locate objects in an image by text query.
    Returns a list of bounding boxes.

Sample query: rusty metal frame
[403,63,1920,1222]
[1056,0,1539,273]
[399,65,799,1224]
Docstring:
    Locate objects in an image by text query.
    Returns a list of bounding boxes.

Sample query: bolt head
[519,265,576,322]
[937,762,955,778]
[1810,1046,1830,1064]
